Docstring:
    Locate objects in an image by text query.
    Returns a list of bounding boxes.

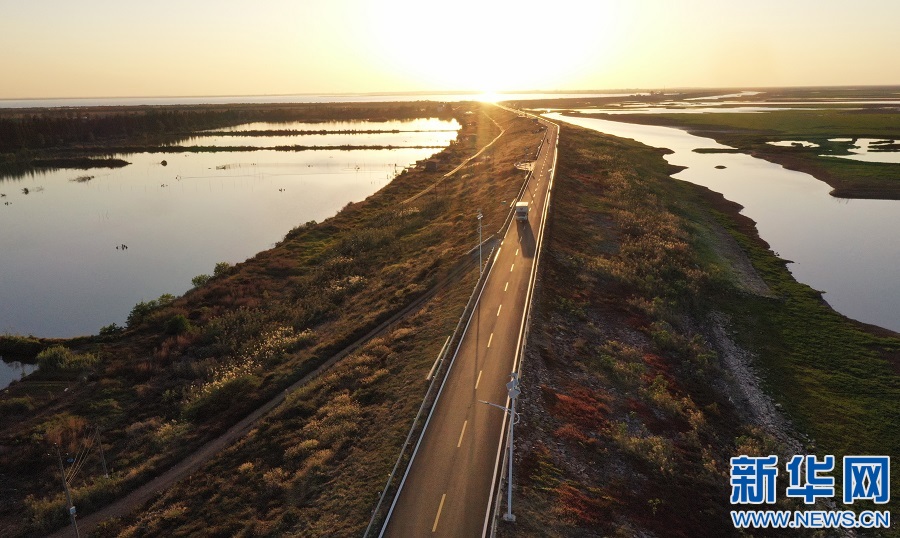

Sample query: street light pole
[504,373,520,522]
[478,372,521,524]
[477,209,483,274]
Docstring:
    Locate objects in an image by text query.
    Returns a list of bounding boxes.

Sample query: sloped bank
[0,102,543,537]
[498,123,900,537]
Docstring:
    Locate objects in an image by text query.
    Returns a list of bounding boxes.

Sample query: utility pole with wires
[54,444,80,537]
[96,427,109,479]
[477,209,483,274]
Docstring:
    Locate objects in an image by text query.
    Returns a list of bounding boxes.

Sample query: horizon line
[4,84,900,103]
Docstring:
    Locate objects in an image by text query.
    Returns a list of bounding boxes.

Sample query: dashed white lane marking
[504,281,509,292]
[510,263,515,272]
[475,370,483,389]
[487,333,494,348]
[457,421,468,448]
[433,494,447,532]
[497,304,502,317]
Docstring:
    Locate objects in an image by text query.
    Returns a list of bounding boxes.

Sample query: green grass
[573,107,900,199]
[709,202,900,503]
[641,109,900,139]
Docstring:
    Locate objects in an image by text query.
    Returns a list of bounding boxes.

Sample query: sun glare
[476,91,502,103]
[364,1,625,93]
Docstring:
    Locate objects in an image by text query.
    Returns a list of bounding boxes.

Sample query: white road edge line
[482,113,558,538]
[381,240,501,537]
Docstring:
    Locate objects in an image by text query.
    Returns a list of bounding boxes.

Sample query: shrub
[99,323,123,336]
[182,374,260,422]
[165,314,192,335]
[127,293,176,327]
[191,274,211,287]
[213,262,232,277]
[36,346,98,371]
[0,334,43,358]
[0,396,34,414]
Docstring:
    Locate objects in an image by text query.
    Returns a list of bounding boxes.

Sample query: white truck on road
[515,201,529,222]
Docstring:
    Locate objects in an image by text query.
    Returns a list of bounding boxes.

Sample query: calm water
[173,130,459,149]
[177,118,462,148]
[0,360,37,391]
[209,118,459,132]
[826,139,900,164]
[546,113,900,333]
[0,120,458,337]
[0,92,639,109]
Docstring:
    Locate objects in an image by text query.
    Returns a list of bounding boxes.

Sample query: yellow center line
[497,304,502,317]
[487,333,494,348]
[476,369,483,389]
[432,493,447,532]
[457,420,468,448]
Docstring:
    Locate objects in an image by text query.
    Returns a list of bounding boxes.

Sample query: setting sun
[1,1,897,98]
[361,0,624,92]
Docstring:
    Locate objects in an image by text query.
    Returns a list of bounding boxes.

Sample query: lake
[545,113,900,333]
[0,360,37,391]
[0,119,459,338]
[0,92,641,109]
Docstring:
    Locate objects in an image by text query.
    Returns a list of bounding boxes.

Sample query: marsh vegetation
[0,103,545,536]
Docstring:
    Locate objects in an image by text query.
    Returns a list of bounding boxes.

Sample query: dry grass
[497,123,823,537]
[0,103,544,537]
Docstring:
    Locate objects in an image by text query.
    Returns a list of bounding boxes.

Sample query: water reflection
[0,92,642,109]
[0,359,37,390]
[209,118,460,132]
[826,138,900,164]
[767,141,820,148]
[172,130,459,149]
[546,113,900,333]
[0,121,458,337]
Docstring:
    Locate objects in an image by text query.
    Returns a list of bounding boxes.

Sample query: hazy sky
[2,0,899,99]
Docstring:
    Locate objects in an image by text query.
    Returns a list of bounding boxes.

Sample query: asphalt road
[383,116,558,537]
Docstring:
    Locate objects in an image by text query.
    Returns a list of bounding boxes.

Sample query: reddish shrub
[552,482,612,526]
[553,423,592,445]
[550,387,609,431]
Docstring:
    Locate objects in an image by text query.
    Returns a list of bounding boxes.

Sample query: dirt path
[50,248,485,537]
[401,112,505,205]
